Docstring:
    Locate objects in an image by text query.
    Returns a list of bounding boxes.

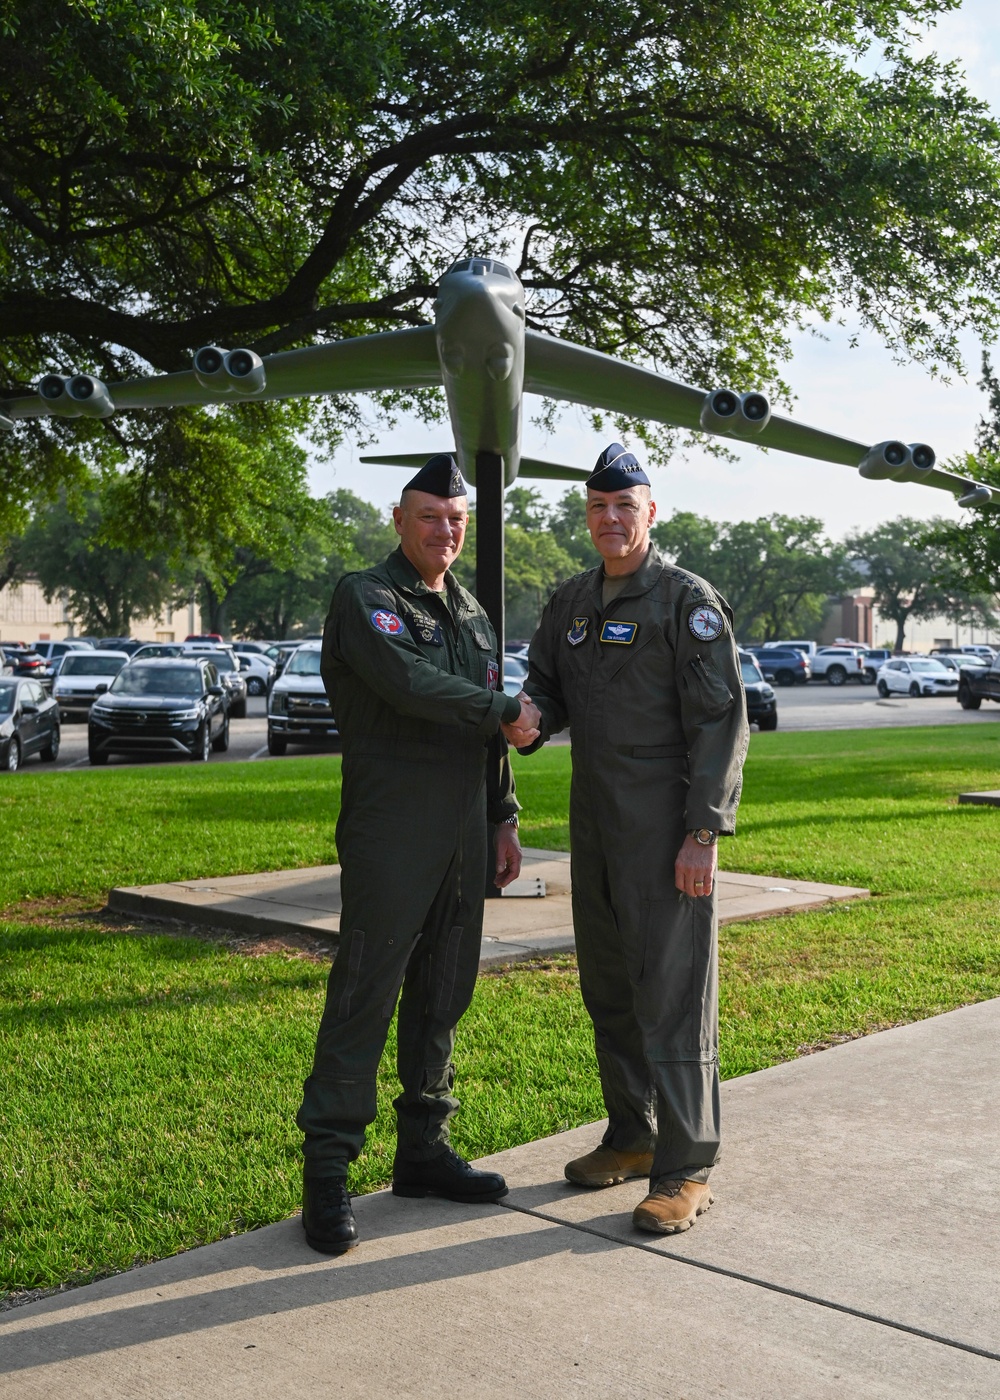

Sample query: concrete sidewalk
[3,999,998,1397]
[107,848,869,966]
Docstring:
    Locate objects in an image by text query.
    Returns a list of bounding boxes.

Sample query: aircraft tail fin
[359,451,590,481]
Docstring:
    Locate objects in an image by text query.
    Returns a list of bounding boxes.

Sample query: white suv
[52,650,130,718]
[267,642,338,754]
[810,647,868,686]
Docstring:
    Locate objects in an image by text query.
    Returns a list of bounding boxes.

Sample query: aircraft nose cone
[486,342,514,382]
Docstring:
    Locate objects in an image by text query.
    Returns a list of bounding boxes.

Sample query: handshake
[501,690,542,748]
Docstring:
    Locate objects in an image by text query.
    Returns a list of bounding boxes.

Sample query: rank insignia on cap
[486,658,500,690]
[688,605,724,641]
[370,608,406,636]
[600,620,638,644]
[567,616,590,646]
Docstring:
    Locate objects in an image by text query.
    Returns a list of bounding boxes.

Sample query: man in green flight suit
[506,443,748,1235]
[298,455,542,1254]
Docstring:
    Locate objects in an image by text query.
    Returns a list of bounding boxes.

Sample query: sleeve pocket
[682,654,734,719]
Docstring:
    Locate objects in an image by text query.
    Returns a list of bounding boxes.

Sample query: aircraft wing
[523,332,999,507]
[0,326,441,422]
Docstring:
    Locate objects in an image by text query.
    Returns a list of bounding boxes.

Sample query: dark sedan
[739,651,778,731]
[88,658,229,764]
[1,646,53,684]
[0,677,61,771]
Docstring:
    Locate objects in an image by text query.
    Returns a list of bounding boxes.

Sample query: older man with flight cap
[505,443,748,1234]
[297,454,541,1254]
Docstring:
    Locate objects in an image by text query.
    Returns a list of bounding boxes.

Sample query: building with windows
[0,576,201,643]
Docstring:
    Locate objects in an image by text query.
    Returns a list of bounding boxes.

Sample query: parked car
[97,637,146,656]
[860,648,892,682]
[956,654,1000,710]
[810,646,867,686]
[502,655,529,698]
[760,639,818,659]
[0,677,61,771]
[755,647,811,687]
[266,641,305,681]
[931,653,988,675]
[236,650,276,695]
[739,651,777,730]
[30,639,94,661]
[52,649,130,718]
[1,645,53,683]
[267,642,338,754]
[876,657,958,698]
[131,643,185,660]
[185,632,224,644]
[180,645,248,716]
[88,658,229,764]
[232,640,274,656]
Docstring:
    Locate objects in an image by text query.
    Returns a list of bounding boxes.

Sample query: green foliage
[924,354,1000,603]
[844,516,969,652]
[23,486,182,635]
[653,510,854,640]
[4,1,1000,533]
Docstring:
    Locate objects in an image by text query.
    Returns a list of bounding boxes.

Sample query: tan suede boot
[632,1179,714,1234]
[564,1145,655,1188]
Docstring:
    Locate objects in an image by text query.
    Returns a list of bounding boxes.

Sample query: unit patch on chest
[687,605,724,641]
[600,620,638,644]
[370,608,406,636]
[486,658,500,690]
[567,616,590,646]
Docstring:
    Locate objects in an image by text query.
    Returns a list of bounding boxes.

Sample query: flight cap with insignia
[586,442,650,492]
[402,454,468,498]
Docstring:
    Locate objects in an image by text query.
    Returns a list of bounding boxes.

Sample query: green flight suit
[523,546,748,1184]
[297,547,521,1174]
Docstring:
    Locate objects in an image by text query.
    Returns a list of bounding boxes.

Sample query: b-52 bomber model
[3,254,996,646]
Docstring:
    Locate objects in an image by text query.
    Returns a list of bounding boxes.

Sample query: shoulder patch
[688,604,724,641]
[370,609,406,637]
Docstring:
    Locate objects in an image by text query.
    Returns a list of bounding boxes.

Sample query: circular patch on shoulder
[688,604,724,641]
[370,608,406,636]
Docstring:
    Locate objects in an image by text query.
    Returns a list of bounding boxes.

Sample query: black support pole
[475,451,506,899]
[475,450,505,657]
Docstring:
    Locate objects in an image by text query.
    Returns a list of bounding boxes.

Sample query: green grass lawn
[3,724,1000,1299]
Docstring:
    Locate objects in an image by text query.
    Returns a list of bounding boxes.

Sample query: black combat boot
[302,1174,359,1254]
[392,1147,508,1203]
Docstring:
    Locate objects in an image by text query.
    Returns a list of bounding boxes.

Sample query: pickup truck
[957,659,1000,710]
[809,646,867,686]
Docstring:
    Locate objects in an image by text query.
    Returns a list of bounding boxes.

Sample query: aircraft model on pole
[3,254,997,650]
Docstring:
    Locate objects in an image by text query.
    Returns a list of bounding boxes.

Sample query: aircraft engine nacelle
[857,440,910,480]
[193,346,232,391]
[225,348,266,395]
[37,373,115,418]
[907,442,935,475]
[37,374,74,415]
[699,389,770,437]
[67,374,115,418]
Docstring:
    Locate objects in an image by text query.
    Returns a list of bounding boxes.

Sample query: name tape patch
[687,605,724,641]
[567,616,589,646]
[370,608,406,636]
[600,620,637,645]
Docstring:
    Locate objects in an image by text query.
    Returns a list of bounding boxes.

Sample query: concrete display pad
[3,1000,999,1397]
[958,790,1000,806]
[107,849,869,967]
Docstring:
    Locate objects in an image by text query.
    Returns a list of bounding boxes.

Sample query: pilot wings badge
[567,616,590,647]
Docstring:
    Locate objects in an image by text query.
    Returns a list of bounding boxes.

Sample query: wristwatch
[689,828,717,846]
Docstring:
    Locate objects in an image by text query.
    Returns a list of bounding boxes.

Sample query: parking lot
[763,680,999,731]
[23,678,998,774]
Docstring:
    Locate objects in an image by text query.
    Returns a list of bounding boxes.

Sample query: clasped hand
[501,690,542,748]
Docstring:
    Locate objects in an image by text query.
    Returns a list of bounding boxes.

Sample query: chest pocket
[470,628,498,689]
[604,629,681,748]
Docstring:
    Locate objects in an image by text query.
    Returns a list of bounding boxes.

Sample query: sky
[308,0,1000,540]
